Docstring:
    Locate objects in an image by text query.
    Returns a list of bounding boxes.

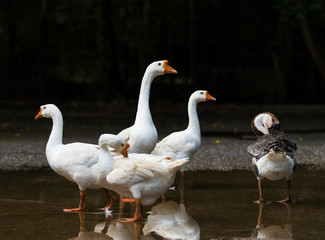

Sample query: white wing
[152,130,200,159]
[54,142,99,168]
[108,154,188,186]
[49,142,100,189]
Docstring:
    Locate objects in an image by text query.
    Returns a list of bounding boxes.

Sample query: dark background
[1,0,325,104]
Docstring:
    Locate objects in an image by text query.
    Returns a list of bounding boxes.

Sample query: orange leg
[105,189,115,209]
[118,195,136,219]
[257,203,264,225]
[278,180,294,203]
[120,199,143,222]
[177,171,185,204]
[77,212,86,232]
[118,195,126,219]
[161,193,166,203]
[133,221,143,240]
[98,189,115,210]
[120,196,136,203]
[100,215,113,234]
[254,180,269,204]
[179,171,185,190]
[64,190,87,212]
[180,180,185,205]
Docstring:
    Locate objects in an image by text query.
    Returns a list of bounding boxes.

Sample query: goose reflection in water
[94,219,153,240]
[68,212,113,240]
[69,211,154,240]
[143,200,200,240]
[249,203,293,240]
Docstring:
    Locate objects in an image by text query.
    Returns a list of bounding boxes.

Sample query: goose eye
[121,144,124,147]
[201,92,203,95]
[158,63,161,66]
[43,106,46,109]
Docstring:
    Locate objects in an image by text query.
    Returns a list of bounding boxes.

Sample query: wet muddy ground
[0,167,325,239]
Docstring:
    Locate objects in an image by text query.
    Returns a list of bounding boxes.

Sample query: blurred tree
[39,0,48,97]
[0,0,17,90]
[97,0,119,100]
[297,0,325,80]
[0,0,324,103]
[276,0,325,101]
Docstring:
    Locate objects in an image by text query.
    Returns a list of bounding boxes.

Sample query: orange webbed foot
[63,207,87,213]
[278,198,295,204]
[119,217,140,223]
[254,199,272,204]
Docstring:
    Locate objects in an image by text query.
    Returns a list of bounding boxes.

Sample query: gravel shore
[1,101,325,171]
[1,135,325,171]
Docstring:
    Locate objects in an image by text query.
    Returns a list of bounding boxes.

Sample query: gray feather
[247,130,297,161]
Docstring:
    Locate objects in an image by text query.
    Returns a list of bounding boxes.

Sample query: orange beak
[35,107,43,120]
[163,60,177,74]
[206,91,216,101]
[121,143,130,158]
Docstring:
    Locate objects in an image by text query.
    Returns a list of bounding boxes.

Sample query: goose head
[99,134,130,158]
[191,90,216,103]
[146,60,177,78]
[251,112,281,136]
[35,104,59,119]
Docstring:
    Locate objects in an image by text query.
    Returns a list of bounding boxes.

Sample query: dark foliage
[0,0,325,103]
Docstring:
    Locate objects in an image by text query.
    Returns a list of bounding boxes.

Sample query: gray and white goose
[247,112,297,204]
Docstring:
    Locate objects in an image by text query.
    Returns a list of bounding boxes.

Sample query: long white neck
[97,145,114,184]
[187,96,200,136]
[46,110,63,151]
[135,69,157,124]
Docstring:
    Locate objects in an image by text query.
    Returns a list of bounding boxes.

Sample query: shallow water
[0,167,325,240]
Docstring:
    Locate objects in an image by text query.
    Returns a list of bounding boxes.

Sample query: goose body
[251,148,295,182]
[247,112,297,203]
[96,134,129,192]
[118,60,177,154]
[151,90,216,170]
[151,90,215,191]
[98,133,188,221]
[107,154,188,206]
[35,104,114,212]
[47,142,100,189]
[98,134,186,206]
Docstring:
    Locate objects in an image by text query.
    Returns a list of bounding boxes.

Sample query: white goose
[151,90,216,187]
[35,104,115,212]
[247,112,297,204]
[97,134,129,189]
[97,134,189,222]
[118,60,177,154]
